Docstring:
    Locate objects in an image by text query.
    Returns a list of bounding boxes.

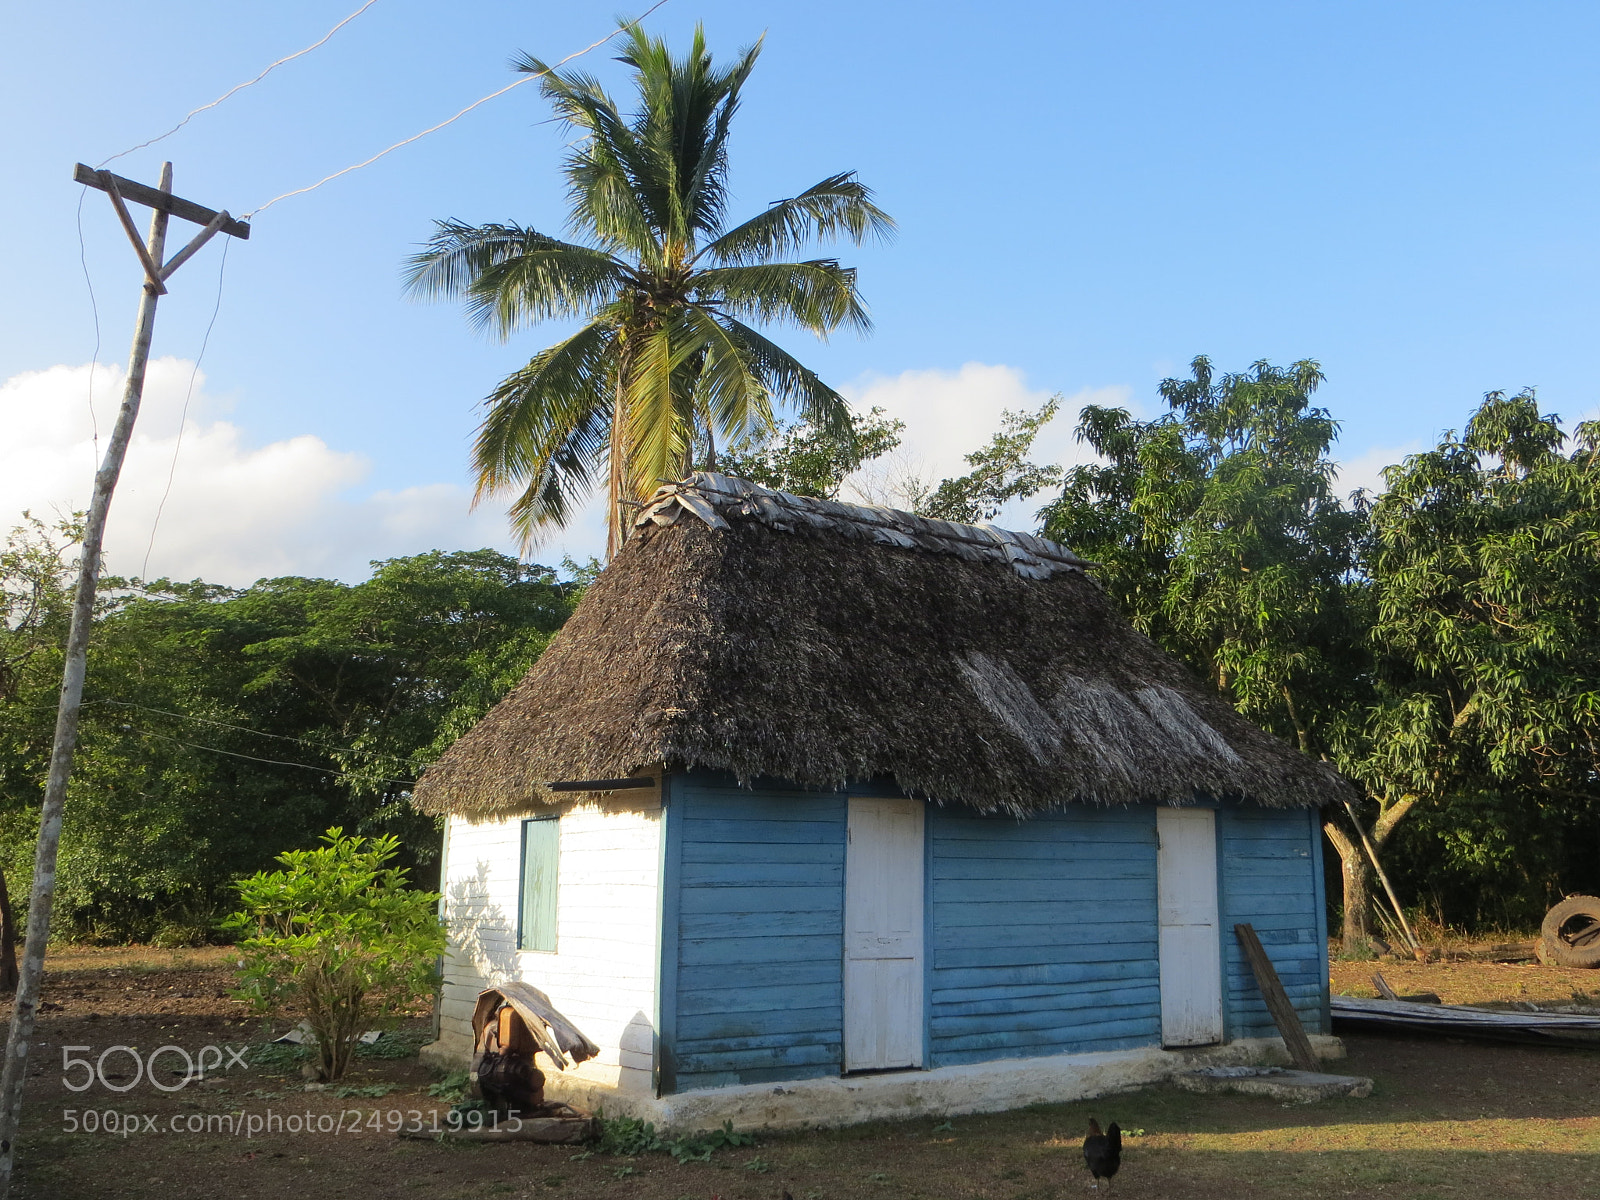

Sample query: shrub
[592,1114,756,1163]
[222,828,445,1081]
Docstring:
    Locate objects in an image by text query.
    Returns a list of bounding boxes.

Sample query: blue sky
[5,1,1598,582]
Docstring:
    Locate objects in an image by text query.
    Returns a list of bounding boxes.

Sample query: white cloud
[0,359,546,586]
[1332,442,1422,501]
[0,358,1147,586]
[838,362,1135,528]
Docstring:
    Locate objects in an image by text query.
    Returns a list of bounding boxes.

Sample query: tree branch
[1372,792,1419,847]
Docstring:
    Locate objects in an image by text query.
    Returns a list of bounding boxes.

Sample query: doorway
[843,796,925,1071]
[1157,806,1224,1046]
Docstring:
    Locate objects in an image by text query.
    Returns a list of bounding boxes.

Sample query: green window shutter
[519,817,559,952]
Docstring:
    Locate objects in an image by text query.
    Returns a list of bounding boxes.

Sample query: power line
[91,698,425,768]
[9,698,428,769]
[243,0,673,218]
[74,188,102,463]
[141,235,232,580]
[128,726,419,787]
[99,0,384,168]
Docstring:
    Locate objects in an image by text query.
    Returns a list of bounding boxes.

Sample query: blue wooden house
[416,474,1349,1128]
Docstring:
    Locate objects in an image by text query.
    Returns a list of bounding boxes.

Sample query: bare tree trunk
[1323,794,1422,953]
[1322,819,1373,946]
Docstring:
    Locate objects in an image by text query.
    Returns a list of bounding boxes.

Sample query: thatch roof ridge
[414,474,1353,818]
[635,473,1092,579]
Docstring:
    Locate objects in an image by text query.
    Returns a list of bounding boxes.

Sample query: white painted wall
[432,788,662,1097]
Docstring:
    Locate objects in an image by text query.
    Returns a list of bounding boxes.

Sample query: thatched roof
[414,473,1352,818]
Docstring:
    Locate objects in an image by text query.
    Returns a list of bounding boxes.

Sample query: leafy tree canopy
[918,398,1065,523]
[0,545,578,941]
[1334,391,1600,925]
[716,407,903,499]
[1042,357,1366,749]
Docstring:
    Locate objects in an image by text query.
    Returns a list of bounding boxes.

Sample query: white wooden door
[1157,807,1224,1047]
[844,797,925,1071]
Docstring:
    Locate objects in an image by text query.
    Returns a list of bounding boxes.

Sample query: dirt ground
[1330,955,1600,1007]
[4,948,1598,1200]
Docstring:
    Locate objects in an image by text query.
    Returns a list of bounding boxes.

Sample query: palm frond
[620,314,710,493]
[518,53,664,259]
[406,221,629,337]
[674,32,763,243]
[405,221,573,297]
[716,316,853,437]
[472,319,618,522]
[700,173,895,265]
[463,246,629,338]
[682,307,775,446]
[695,261,872,335]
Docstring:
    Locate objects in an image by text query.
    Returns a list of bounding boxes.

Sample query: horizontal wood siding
[928,805,1161,1067]
[439,792,662,1095]
[669,774,846,1092]
[1219,805,1328,1037]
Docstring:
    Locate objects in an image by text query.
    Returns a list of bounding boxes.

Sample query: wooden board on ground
[1331,994,1600,1046]
[1234,922,1319,1071]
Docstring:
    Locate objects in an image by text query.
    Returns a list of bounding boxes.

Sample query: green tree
[407,24,894,556]
[0,514,84,984]
[1041,358,1373,943]
[1042,357,1366,742]
[0,549,578,941]
[1331,391,1600,932]
[223,828,445,1081]
[716,407,903,499]
[918,399,1064,522]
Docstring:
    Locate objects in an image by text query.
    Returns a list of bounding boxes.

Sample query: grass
[1329,955,1600,1006]
[44,944,239,973]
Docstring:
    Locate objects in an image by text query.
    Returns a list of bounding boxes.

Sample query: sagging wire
[92,698,423,768]
[97,0,385,168]
[12,698,429,777]
[242,0,674,219]
[141,235,232,580]
[128,726,420,788]
[74,187,103,464]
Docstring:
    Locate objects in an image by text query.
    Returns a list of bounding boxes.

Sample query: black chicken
[1082,1117,1122,1189]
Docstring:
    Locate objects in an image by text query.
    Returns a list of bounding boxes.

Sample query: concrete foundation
[1175,1065,1372,1102]
[421,1035,1345,1132]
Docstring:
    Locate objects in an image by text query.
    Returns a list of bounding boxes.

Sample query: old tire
[1541,896,1600,969]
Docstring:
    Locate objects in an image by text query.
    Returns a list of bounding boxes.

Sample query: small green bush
[428,1070,471,1101]
[593,1114,756,1163]
[247,1041,311,1073]
[221,828,445,1081]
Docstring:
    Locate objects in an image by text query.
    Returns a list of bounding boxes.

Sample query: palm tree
[407,24,894,558]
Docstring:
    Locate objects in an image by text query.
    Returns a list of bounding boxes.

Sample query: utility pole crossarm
[72,163,251,240]
[99,174,168,294]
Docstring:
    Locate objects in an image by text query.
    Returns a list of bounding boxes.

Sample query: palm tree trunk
[607,381,627,561]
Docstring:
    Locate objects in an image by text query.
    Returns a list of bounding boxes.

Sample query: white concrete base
[421,1034,1345,1132]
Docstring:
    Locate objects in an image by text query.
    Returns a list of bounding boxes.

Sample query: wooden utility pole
[0,163,248,1197]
